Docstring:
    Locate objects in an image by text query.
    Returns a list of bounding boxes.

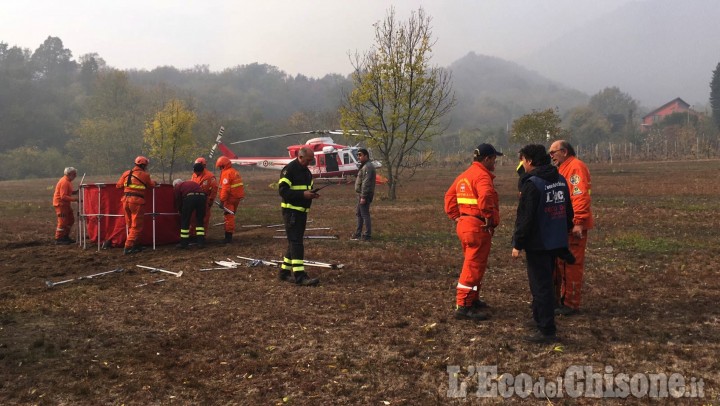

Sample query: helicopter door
[325,152,339,173]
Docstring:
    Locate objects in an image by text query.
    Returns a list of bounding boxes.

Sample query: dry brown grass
[0,160,719,404]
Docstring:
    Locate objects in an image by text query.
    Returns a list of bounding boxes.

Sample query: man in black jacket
[278,147,321,286]
[512,144,574,343]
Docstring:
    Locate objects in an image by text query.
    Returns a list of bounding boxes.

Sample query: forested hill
[447,52,588,133]
[0,37,590,179]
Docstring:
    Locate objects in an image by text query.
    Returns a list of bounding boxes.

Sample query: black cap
[475,143,504,158]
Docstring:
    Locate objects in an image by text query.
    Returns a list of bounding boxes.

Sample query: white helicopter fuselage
[215,133,380,179]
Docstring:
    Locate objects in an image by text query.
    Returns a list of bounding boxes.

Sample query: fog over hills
[518,0,720,108]
[447,52,588,130]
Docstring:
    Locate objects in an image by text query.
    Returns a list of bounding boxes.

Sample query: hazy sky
[2,0,634,77]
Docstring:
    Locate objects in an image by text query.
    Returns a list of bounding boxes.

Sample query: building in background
[641,97,698,130]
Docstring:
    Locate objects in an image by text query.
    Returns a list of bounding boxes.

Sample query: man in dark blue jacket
[512,144,574,343]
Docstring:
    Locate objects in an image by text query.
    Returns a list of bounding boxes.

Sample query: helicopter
[208,127,382,180]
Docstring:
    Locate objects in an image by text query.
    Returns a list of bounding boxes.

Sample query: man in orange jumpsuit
[191,157,218,238]
[53,167,78,245]
[549,140,593,315]
[444,143,503,321]
[215,156,245,243]
[116,156,156,255]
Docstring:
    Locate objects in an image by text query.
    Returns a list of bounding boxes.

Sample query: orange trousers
[54,205,74,240]
[554,231,588,310]
[455,216,493,307]
[122,196,146,249]
[223,199,240,233]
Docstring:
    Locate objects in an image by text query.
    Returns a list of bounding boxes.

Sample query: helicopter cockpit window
[348,150,359,165]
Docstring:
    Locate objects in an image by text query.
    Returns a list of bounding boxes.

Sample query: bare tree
[340,7,455,200]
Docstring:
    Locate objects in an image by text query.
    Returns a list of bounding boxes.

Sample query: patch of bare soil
[0,162,719,404]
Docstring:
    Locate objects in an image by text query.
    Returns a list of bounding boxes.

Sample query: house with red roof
[641,97,694,130]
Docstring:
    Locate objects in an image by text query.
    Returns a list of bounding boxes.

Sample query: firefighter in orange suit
[191,157,218,235]
[549,140,593,315]
[53,167,78,245]
[116,156,156,255]
[444,144,503,321]
[215,156,245,243]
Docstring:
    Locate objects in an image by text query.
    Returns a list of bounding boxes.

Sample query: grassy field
[0,159,719,404]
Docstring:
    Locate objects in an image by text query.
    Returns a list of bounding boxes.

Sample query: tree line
[434,85,720,165]
[0,36,351,180]
[1,34,719,182]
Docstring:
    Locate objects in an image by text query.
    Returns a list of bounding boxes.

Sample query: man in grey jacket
[352,148,376,241]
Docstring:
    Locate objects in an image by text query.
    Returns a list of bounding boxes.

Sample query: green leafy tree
[78,52,106,90]
[0,146,66,180]
[659,112,698,128]
[67,70,145,175]
[2,37,82,151]
[340,7,455,200]
[565,106,611,146]
[0,44,33,151]
[30,36,76,81]
[588,87,638,134]
[288,111,312,131]
[511,108,563,144]
[711,62,720,130]
[144,99,197,182]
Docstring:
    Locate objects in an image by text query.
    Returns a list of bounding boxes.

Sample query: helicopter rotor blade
[328,129,371,139]
[208,126,225,158]
[229,132,311,145]
[229,130,340,145]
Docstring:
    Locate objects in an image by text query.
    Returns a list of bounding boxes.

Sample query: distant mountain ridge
[446,52,588,131]
[519,0,720,108]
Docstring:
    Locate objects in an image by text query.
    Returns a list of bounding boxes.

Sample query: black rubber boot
[197,236,206,248]
[454,306,488,321]
[223,232,233,244]
[471,299,489,309]
[293,272,319,286]
[278,269,293,282]
[124,246,141,255]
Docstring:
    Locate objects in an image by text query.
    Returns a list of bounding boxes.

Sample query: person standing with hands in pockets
[351,148,376,241]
